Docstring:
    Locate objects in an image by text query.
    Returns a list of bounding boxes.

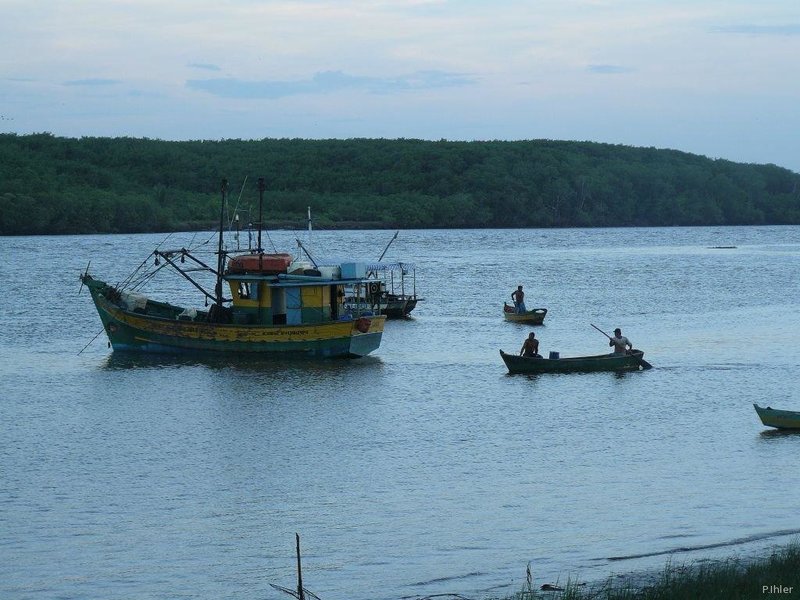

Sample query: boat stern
[347,315,386,357]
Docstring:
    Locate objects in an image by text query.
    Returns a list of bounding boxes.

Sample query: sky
[2,0,800,173]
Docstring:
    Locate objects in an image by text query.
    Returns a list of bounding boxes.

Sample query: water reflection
[506,370,637,381]
[102,351,385,374]
[758,429,800,440]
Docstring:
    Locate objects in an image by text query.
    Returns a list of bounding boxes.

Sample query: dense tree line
[1,133,799,235]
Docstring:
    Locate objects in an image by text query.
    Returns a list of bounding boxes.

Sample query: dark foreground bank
[503,543,800,600]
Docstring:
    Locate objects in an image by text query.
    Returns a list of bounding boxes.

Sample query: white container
[317,265,341,279]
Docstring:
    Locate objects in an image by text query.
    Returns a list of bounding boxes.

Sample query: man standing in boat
[511,285,526,313]
[609,328,633,354]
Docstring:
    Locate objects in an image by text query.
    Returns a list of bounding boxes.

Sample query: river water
[2,226,799,599]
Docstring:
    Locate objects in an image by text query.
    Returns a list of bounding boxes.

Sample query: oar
[590,323,612,340]
[590,323,653,370]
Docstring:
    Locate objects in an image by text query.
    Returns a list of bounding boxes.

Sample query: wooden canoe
[753,404,800,430]
[503,303,548,324]
[500,349,648,374]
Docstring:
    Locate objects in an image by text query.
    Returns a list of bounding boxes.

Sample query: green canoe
[500,349,649,374]
[754,404,800,430]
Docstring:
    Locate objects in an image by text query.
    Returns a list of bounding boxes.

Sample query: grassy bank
[507,543,800,599]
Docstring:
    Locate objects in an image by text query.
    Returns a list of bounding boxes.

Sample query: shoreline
[503,541,800,599]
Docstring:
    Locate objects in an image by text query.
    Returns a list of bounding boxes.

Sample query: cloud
[586,65,633,74]
[63,78,122,86]
[188,63,222,71]
[186,70,476,99]
[710,24,800,36]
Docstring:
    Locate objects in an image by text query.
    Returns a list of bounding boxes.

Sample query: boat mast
[215,178,227,310]
[257,177,265,254]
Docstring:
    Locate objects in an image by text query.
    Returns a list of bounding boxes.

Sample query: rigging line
[116,253,154,290]
[115,232,173,290]
[154,231,174,251]
[227,176,248,230]
[188,230,217,253]
[77,329,105,355]
[129,265,166,292]
[264,228,278,253]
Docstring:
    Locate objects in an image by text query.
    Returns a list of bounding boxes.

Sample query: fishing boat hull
[84,278,385,358]
[343,294,420,319]
[753,404,800,430]
[500,349,647,374]
[383,295,418,319]
[503,304,547,324]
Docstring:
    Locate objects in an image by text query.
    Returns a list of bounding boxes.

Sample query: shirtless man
[520,332,541,358]
[511,285,526,314]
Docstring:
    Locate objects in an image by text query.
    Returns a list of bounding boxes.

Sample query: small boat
[345,262,422,319]
[80,179,386,359]
[500,349,648,374]
[753,404,800,430]
[503,303,548,324]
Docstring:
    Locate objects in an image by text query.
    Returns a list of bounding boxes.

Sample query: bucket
[549,351,560,360]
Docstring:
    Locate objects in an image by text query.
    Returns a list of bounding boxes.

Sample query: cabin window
[238,282,251,299]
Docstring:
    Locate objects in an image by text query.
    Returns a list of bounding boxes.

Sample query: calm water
[2,226,800,600]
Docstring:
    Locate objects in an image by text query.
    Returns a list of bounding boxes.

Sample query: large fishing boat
[80,179,386,358]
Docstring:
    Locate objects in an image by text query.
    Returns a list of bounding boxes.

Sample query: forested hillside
[1,133,799,235]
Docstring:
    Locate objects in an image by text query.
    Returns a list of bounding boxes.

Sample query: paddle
[590,323,653,370]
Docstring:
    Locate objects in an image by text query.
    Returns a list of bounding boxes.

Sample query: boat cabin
[224,254,370,325]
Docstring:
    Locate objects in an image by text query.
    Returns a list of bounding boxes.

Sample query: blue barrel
[549,351,560,360]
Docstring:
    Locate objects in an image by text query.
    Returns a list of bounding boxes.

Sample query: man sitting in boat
[511,285,526,314]
[520,332,542,358]
[609,328,633,354]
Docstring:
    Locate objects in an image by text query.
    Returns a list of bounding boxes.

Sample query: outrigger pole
[295,238,318,268]
[377,230,399,262]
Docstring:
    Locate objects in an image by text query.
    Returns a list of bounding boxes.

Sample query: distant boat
[80,179,385,358]
[500,349,648,374]
[753,404,800,430]
[345,262,422,319]
[300,226,423,320]
[503,303,547,324]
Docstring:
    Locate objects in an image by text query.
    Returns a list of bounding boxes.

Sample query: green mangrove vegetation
[1,133,799,235]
